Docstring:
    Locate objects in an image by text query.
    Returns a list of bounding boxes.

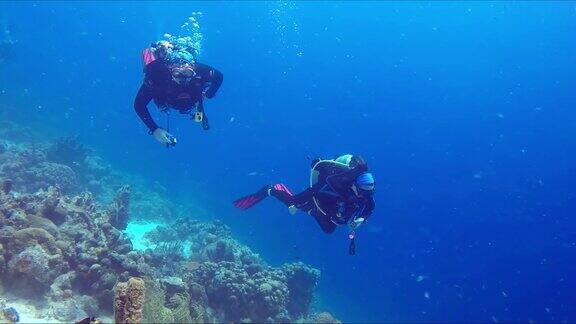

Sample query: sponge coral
[114,277,146,324]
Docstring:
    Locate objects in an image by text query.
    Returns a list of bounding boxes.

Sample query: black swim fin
[233,185,271,210]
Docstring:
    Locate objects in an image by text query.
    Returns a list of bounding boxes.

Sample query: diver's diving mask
[355,172,375,194]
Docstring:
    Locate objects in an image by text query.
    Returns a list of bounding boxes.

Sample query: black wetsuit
[134,60,223,132]
[271,158,375,234]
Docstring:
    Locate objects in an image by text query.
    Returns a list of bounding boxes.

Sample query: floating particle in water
[497,113,504,118]
[501,291,508,297]
[416,275,427,282]
[247,171,258,176]
[492,316,498,323]
[424,291,430,299]
[473,173,482,179]
[229,117,235,123]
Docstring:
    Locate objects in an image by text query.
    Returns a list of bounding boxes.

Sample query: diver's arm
[361,197,375,220]
[134,84,159,132]
[346,197,374,228]
[197,63,223,98]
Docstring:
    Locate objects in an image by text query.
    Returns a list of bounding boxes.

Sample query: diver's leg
[310,209,336,234]
[270,186,316,214]
[269,187,293,207]
[290,187,315,206]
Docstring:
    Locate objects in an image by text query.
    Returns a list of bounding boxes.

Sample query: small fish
[247,171,258,176]
[75,317,100,324]
[424,291,430,299]
[416,275,427,282]
[229,117,235,123]
[2,307,20,323]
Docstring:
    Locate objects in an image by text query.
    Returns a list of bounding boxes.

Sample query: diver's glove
[152,128,177,146]
[349,217,365,231]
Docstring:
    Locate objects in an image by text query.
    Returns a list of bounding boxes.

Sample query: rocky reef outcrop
[0,132,338,322]
[140,218,322,322]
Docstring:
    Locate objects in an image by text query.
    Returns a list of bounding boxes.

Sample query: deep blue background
[1,1,575,322]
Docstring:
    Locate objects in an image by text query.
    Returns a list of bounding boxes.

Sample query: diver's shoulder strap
[310,159,350,186]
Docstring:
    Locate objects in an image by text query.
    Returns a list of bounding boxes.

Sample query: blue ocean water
[1,1,575,322]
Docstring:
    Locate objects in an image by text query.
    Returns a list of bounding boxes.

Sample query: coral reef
[141,279,173,323]
[168,292,193,323]
[1,179,12,194]
[190,260,320,322]
[108,185,131,231]
[46,136,88,168]
[0,143,80,193]
[0,129,337,323]
[310,311,342,323]
[114,277,146,324]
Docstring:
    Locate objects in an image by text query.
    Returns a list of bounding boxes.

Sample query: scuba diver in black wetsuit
[233,154,376,255]
[134,40,223,146]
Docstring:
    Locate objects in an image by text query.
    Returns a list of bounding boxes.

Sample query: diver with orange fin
[233,154,376,255]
